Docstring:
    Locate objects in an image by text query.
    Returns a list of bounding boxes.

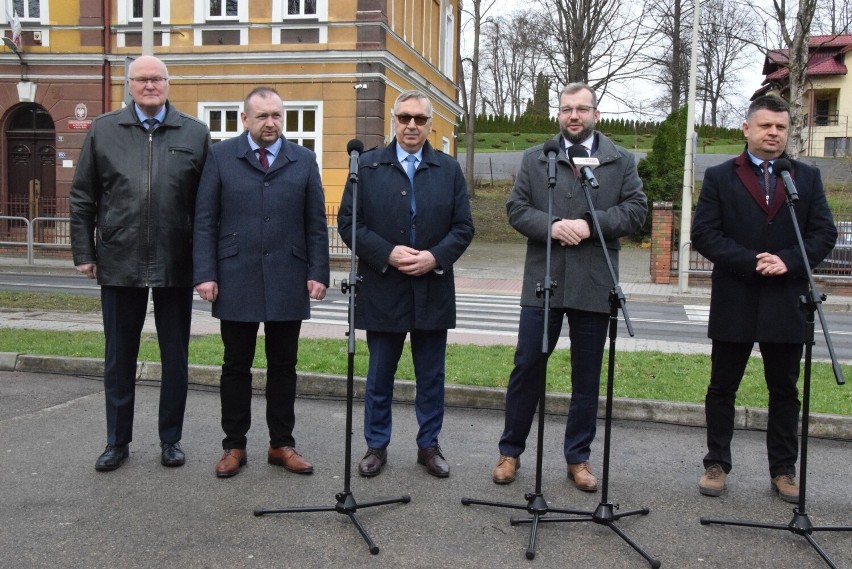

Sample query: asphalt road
[459,151,852,185]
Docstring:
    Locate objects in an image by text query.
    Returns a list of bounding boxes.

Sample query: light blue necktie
[405,154,417,244]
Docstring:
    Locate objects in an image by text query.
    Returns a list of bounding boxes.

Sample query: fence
[0,200,351,264]
[669,210,852,279]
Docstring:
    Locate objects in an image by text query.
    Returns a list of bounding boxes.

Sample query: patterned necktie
[144,118,158,133]
[405,154,417,244]
[761,161,772,205]
[257,148,270,171]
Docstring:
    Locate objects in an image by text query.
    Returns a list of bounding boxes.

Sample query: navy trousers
[498,306,608,464]
[101,286,192,447]
[364,329,448,449]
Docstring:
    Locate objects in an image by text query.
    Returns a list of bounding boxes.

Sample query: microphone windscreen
[347,139,364,154]
[567,144,589,160]
[773,158,792,173]
[542,140,561,156]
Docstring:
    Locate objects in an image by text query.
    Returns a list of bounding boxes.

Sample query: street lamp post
[678,0,701,293]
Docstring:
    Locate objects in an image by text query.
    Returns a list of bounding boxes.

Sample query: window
[283,103,323,168]
[288,0,316,16]
[208,0,238,18]
[441,2,455,77]
[272,0,327,43]
[199,103,243,144]
[442,136,450,154]
[13,0,39,19]
[132,0,160,19]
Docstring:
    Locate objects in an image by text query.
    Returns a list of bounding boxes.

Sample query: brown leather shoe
[215,448,247,478]
[567,461,598,492]
[268,446,313,474]
[771,474,799,503]
[492,455,520,484]
[699,464,727,497]
[417,445,450,478]
[358,448,387,477]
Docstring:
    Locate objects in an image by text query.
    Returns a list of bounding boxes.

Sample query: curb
[5,352,850,441]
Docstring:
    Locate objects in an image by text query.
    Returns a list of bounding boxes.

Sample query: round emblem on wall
[74,103,88,121]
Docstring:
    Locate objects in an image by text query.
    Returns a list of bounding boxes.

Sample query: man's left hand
[307,280,327,300]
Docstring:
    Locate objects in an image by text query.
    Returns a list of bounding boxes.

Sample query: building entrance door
[5,105,56,219]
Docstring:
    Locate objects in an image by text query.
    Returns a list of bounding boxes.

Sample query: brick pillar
[650,201,673,284]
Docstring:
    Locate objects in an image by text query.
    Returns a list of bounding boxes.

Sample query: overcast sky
[461,0,767,126]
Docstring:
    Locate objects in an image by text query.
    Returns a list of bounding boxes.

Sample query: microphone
[772,158,798,202]
[347,139,364,182]
[542,140,560,186]
[567,145,600,189]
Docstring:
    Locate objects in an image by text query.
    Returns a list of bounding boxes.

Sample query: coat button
[401,190,408,196]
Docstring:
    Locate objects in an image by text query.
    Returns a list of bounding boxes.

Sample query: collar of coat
[733,150,788,221]
[538,132,620,166]
[236,132,298,174]
[372,139,441,170]
[117,100,184,129]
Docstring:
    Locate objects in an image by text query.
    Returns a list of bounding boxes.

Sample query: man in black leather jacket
[70,55,211,472]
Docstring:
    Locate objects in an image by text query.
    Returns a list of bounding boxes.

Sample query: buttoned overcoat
[193,133,330,322]
[337,140,474,332]
[507,133,647,313]
[692,152,836,343]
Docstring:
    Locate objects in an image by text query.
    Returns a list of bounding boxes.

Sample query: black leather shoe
[161,442,185,467]
[95,444,129,472]
[358,447,387,477]
[417,445,450,478]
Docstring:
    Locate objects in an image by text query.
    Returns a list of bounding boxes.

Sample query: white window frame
[12,0,42,21]
[271,0,328,44]
[198,102,244,143]
[272,0,327,20]
[440,1,455,77]
[282,101,323,170]
[195,0,247,22]
[442,136,450,154]
[116,1,171,47]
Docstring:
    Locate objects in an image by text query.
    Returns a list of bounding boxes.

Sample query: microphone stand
[462,150,622,561]
[700,186,848,568]
[254,155,410,555]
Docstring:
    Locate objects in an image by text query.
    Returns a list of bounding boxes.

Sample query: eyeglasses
[395,114,431,126]
[130,76,168,86]
[559,105,596,115]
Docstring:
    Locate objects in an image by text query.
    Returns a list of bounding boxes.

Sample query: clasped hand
[388,245,438,276]
[755,252,788,276]
[552,219,591,246]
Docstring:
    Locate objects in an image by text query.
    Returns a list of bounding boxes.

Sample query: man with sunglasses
[491,82,647,491]
[338,90,474,478]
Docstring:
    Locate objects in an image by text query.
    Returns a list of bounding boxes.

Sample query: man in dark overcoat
[337,90,474,478]
[692,94,836,502]
[193,87,330,478]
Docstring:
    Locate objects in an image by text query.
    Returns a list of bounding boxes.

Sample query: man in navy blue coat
[337,90,474,478]
[193,87,330,478]
[692,95,836,502]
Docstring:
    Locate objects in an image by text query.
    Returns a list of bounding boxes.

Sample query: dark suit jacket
[337,140,474,332]
[193,132,330,322]
[691,151,836,343]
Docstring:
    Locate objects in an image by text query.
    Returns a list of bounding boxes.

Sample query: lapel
[237,133,291,175]
[733,152,786,221]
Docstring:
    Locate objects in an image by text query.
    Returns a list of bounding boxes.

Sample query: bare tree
[535,0,656,106]
[459,0,497,197]
[644,0,692,115]
[813,0,852,34]
[697,0,755,126]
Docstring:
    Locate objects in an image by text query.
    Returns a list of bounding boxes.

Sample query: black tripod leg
[803,533,841,569]
[346,512,380,555]
[606,522,662,568]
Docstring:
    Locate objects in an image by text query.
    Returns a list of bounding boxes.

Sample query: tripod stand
[462,142,658,566]
[700,176,848,568]
[254,141,410,555]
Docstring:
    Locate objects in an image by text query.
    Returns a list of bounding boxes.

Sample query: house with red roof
[755,34,852,157]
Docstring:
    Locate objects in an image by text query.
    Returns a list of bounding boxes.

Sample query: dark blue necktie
[144,118,158,132]
[405,154,417,244]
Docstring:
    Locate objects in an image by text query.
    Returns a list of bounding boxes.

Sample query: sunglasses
[395,114,431,126]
